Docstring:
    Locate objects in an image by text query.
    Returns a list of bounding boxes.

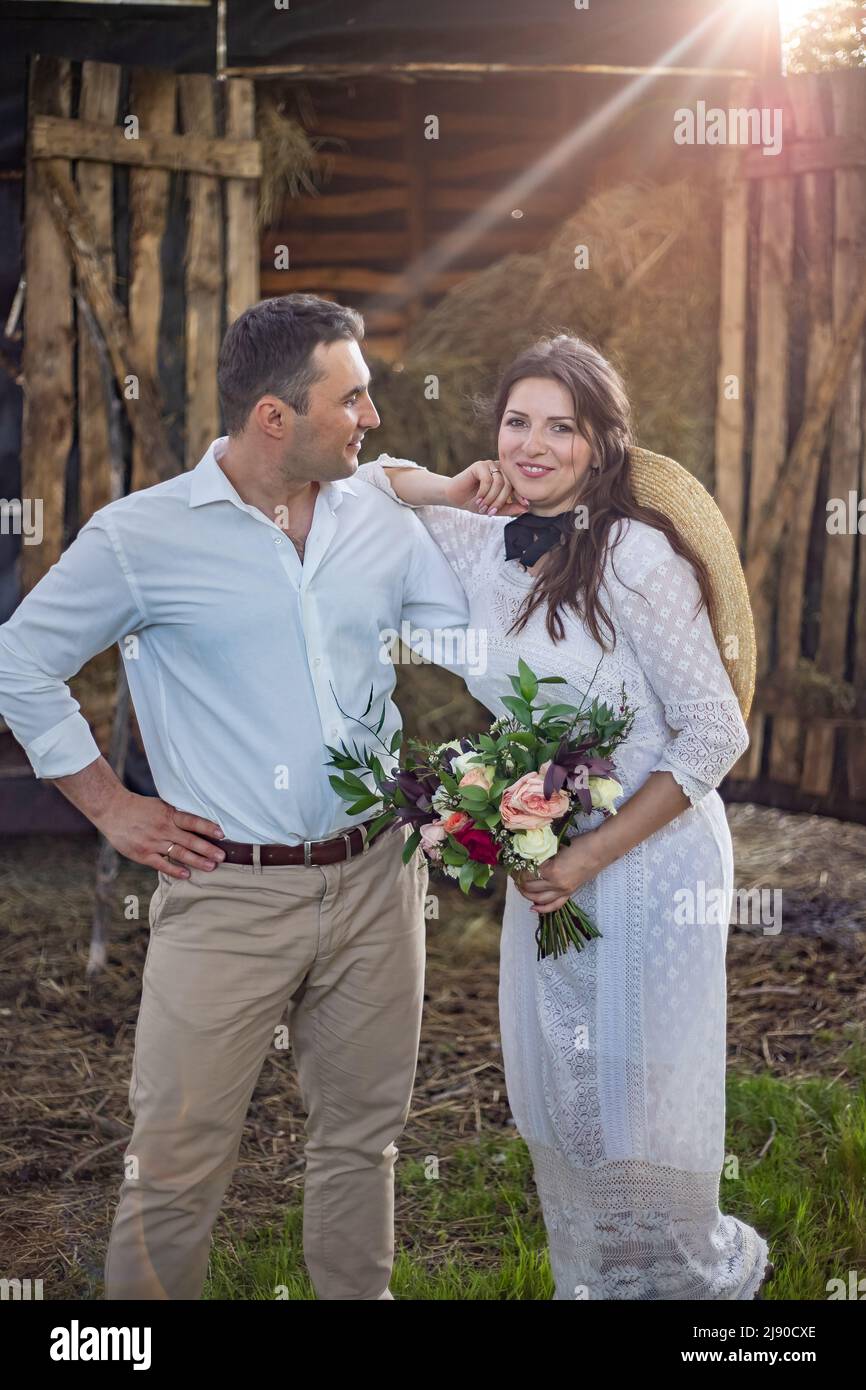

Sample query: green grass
[721,1067,866,1301]
[206,1138,553,1301]
[205,1068,866,1301]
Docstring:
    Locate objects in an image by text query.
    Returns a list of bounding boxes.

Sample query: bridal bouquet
[325,659,634,960]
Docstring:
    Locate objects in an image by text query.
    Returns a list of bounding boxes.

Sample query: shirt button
[274,536,283,545]
[313,657,321,667]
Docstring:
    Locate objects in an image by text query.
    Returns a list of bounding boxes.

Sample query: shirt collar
[188,437,360,515]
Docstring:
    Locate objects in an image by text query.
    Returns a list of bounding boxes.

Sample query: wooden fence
[716,71,866,819]
[7,54,260,780]
[21,54,261,595]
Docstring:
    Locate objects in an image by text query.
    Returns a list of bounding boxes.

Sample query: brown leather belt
[201,818,378,867]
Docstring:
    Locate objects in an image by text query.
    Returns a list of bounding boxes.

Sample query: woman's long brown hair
[485,335,716,649]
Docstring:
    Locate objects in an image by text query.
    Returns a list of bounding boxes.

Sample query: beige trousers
[104,823,428,1300]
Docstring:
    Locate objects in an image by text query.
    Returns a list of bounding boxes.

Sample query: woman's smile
[514,461,556,479]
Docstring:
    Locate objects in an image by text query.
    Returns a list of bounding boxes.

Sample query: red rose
[453,824,501,865]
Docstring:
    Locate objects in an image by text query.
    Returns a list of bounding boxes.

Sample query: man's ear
[253,395,291,440]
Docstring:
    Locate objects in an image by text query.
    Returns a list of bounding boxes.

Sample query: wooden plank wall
[225,81,260,326]
[769,76,834,788]
[76,62,121,522]
[22,60,260,547]
[813,76,866,799]
[180,75,224,473]
[745,76,796,781]
[21,56,73,594]
[261,81,584,360]
[716,70,866,812]
[129,69,176,493]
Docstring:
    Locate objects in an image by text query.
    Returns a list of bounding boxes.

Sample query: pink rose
[458,765,495,791]
[419,820,447,861]
[499,767,571,830]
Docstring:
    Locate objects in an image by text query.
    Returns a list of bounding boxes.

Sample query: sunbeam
[364,2,760,318]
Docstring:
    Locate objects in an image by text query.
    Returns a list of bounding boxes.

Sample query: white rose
[431,784,453,813]
[451,749,485,779]
[512,824,559,864]
[588,776,623,815]
[436,739,463,757]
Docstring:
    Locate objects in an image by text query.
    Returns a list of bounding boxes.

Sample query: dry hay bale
[367,179,721,488]
[255,91,345,228]
[362,349,496,478]
[538,180,721,487]
[393,654,491,750]
[404,250,549,371]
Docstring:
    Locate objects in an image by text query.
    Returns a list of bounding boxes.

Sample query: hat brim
[627,446,756,722]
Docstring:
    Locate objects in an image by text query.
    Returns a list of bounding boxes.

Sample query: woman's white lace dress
[358,456,770,1300]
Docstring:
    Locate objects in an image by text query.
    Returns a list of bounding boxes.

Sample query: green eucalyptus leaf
[518,657,539,703]
[501,696,534,728]
[538,703,581,721]
[458,860,478,894]
[366,811,397,842]
[401,829,422,864]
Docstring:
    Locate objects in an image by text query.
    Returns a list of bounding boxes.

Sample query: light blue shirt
[0,437,469,843]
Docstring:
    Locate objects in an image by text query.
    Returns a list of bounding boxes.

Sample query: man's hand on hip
[52,754,226,878]
[97,792,227,878]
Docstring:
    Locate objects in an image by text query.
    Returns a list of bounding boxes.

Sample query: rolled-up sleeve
[0,515,145,779]
[614,547,750,807]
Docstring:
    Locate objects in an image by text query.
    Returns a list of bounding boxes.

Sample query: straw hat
[626,446,755,721]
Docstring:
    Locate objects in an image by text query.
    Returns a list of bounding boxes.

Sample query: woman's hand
[515,834,606,913]
[443,460,529,517]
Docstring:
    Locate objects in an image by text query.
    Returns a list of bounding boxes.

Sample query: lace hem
[529,1145,770,1301]
[654,755,711,809]
[658,697,749,804]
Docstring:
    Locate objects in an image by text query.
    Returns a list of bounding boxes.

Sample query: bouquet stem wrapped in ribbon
[326,659,634,961]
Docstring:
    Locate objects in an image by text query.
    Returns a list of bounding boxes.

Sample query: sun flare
[777,0,825,36]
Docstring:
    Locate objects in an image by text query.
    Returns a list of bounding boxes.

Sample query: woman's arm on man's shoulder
[356,453,527,514]
[356,455,451,506]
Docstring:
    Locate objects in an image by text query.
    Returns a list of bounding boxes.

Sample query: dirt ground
[1,800,864,1297]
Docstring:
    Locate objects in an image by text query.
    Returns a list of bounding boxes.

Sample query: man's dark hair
[217,294,365,434]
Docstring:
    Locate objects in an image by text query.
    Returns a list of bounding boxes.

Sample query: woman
[357,335,772,1300]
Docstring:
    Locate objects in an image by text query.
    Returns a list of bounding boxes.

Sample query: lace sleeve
[613,543,750,807]
[355,453,503,595]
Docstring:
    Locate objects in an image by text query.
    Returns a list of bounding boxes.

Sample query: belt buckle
[302,822,370,867]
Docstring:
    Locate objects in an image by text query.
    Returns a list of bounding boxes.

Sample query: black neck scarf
[503,511,575,570]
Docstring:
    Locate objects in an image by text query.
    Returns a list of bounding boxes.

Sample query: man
[0,294,469,1300]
